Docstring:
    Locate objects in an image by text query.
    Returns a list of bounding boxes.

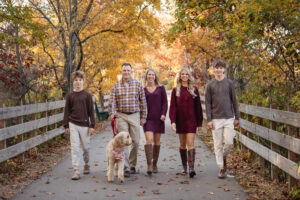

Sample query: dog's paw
[107,179,113,183]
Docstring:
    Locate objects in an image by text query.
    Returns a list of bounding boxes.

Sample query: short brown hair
[213,60,226,68]
[72,71,85,80]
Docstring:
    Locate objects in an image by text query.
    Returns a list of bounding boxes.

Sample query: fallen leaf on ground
[137,190,146,196]
[179,180,189,184]
[152,189,161,195]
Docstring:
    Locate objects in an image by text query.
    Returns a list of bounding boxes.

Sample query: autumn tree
[170,0,299,108]
[29,0,165,95]
[0,0,47,104]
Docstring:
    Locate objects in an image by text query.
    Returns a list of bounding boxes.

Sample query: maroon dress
[143,86,168,133]
[169,86,203,133]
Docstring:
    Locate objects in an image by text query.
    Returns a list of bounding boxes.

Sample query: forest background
[0,0,299,111]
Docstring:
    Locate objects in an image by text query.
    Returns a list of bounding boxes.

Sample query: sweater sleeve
[205,84,212,122]
[139,83,148,119]
[169,88,176,124]
[230,81,240,120]
[194,87,203,127]
[88,94,95,128]
[161,86,168,116]
[63,94,71,128]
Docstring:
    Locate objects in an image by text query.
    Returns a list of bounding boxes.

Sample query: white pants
[212,118,235,169]
[69,122,90,172]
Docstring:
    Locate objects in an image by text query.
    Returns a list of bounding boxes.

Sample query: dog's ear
[114,135,123,148]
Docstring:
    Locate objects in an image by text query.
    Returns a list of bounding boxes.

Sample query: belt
[119,111,137,115]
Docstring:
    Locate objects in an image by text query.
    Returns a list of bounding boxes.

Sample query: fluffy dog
[106,131,132,182]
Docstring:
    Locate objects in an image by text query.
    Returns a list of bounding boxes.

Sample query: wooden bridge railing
[0,95,110,165]
[200,95,300,190]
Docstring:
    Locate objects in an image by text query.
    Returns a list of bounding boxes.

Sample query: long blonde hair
[176,68,196,98]
[144,68,162,87]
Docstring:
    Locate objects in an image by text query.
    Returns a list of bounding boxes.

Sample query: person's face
[121,65,132,80]
[146,70,156,84]
[213,65,226,76]
[194,69,201,79]
[180,70,189,82]
[73,77,84,90]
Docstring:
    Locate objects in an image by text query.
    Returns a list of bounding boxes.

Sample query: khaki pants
[211,118,235,169]
[69,122,90,172]
[116,112,140,169]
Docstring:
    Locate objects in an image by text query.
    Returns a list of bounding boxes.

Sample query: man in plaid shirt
[109,63,147,177]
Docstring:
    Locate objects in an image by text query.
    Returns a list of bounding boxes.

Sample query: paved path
[12,115,248,200]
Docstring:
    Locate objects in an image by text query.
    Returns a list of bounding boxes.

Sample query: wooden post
[270,104,279,180]
[246,101,254,161]
[287,106,298,191]
[19,100,24,161]
[0,104,7,172]
[256,102,264,168]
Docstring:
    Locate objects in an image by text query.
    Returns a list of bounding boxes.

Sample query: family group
[63,60,239,181]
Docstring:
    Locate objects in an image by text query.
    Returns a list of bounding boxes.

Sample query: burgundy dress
[143,86,168,133]
[169,86,203,133]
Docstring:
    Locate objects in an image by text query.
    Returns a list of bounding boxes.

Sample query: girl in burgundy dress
[143,68,168,175]
[169,68,203,178]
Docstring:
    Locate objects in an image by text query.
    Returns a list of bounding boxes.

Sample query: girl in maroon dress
[143,68,168,175]
[169,68,203,178]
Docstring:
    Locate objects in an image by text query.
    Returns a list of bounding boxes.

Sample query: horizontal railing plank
[0,100,65,120]
[0,113,63,141]
[239,103,300,128]
[240,119,300,154]
[237,131,300,179]
[0,127,64,163]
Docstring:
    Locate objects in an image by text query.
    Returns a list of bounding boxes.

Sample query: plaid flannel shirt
[109,79,147,119]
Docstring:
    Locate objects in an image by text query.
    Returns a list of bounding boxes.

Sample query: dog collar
[112,147,125,161]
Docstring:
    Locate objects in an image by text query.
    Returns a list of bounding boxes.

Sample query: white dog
[106,131,132,183]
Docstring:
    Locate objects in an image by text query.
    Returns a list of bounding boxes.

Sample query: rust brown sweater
[63,90,95,128]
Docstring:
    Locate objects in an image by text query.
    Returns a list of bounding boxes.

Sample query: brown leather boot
[152,145,160,173]
[144,144,153,175]
[179,149,188,174]
[188,149,196,178]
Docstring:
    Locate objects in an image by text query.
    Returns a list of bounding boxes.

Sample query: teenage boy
[205,60,239,179]
[63,71,95,180]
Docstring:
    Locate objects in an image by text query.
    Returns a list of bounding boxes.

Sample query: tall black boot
[188,149,196,178]
[179,149,187,174]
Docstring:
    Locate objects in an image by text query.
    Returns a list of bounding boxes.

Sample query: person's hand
[234,120,239,127]
[110,114,115,120]
[88,128,95,136]
[160,115,166,121]
[65,128,70,135]
[207,122,214,130]
[171,123,176,131]
[197,126,202,131]
[140,118,146,126]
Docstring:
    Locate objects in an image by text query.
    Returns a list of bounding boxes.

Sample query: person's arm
[205,84,214,130]
[161,86,168,121]
[194,87,203,127]
[230,81,240,126]
[63,94,71,134]
[169,89,177,131]
[108,85,117,120]
[88,94,95,129]
[139,83,147,125]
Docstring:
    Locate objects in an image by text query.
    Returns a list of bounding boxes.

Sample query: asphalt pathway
[12,114,248,200]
